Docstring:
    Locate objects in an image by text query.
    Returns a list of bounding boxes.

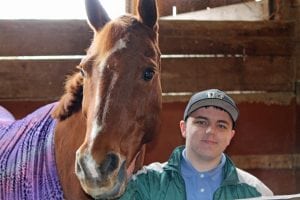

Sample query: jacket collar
[164,146,185,171]
[164,146,239,185]
[221,155,239,185]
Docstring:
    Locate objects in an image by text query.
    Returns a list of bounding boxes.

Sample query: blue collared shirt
[180,149,226,200]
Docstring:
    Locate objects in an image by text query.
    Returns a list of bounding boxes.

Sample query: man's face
[180,106,235,162]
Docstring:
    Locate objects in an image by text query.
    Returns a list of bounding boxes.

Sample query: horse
[0,0,161,199]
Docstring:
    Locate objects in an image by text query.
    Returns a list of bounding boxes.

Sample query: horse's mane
[51,72,83,121]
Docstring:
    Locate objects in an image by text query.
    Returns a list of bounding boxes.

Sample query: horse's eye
[77,65,87,77]
[80,68,86,77]
[143,68,154,81]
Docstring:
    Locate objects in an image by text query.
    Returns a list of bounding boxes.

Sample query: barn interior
[0,0,299,195]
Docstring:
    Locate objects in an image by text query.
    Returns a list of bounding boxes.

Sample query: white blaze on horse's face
[90,38,127,143]
[76,38,128,188]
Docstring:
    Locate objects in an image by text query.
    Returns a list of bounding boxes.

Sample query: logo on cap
[207,91,225,99]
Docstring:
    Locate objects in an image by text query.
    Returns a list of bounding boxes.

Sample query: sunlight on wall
[0,0,125,19]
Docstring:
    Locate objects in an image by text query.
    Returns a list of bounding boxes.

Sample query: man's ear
[231,130,235,139]
[227,130,236,146]
[180,120,187,138]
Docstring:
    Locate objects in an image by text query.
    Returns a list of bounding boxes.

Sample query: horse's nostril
[99,153,119,174]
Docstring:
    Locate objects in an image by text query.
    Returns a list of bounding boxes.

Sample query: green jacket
[119,146,273,200]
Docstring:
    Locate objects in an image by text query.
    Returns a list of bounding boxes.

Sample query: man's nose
[205,126,215,134]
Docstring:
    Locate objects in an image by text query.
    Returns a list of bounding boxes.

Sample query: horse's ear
[137,0,158,31]
[51,73,83,121]
[85,0,111,32]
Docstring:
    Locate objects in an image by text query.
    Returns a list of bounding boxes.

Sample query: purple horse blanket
[0,103,64,199]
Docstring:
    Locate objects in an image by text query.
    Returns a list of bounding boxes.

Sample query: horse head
[52,0,161,199]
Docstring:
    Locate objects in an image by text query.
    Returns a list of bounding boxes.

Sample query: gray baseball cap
[183,89,239,124]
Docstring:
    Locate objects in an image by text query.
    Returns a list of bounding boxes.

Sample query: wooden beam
[0,60,78,100]
[159,20,295,56]
[231,154,300,170]
[0,20,294,56]
[161,56,294,93]
[0,20,92,56]
[0,56,294,100]
[163,92,295,105]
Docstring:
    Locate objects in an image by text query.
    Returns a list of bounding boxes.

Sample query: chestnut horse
[0,0,161,199]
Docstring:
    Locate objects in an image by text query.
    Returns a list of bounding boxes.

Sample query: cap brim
[186,98,238,122]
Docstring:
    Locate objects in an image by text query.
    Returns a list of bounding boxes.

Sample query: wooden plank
[0,92,294,118]
[297,81,300,153]
[159,20,295,56]
[0,20,294,56]
[297,81,300,104]
[231,154,300,169]
[227,101,296,155]
[0,20,92,56]
[161,56,294,93]
[159,20,294,38]
[0,60,79,100]
[160,36,293,56]
[296,47,300,81]
[245,169,297,195]
[0,56,294,100]
[163,92,295,106]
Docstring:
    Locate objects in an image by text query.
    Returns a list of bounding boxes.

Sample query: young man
[120,89,273,200]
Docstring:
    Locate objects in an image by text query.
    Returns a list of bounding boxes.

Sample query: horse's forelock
[95,16,132,52]
[89,16,157,65]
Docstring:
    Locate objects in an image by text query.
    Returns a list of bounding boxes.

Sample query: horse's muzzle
[75,151,127,199]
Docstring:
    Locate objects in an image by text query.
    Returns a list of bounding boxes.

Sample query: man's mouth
[201,140,217,145]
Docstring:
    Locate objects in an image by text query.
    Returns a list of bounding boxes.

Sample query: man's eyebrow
[217,120,230,125]
[193,116,208,120]
[194,116,230,124]
[193,116,231,125]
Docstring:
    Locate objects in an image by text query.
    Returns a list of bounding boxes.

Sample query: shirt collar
[181,148,226,178]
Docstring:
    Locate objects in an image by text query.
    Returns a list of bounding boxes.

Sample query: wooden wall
[0,19,298,195]
[279,0,300,193]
